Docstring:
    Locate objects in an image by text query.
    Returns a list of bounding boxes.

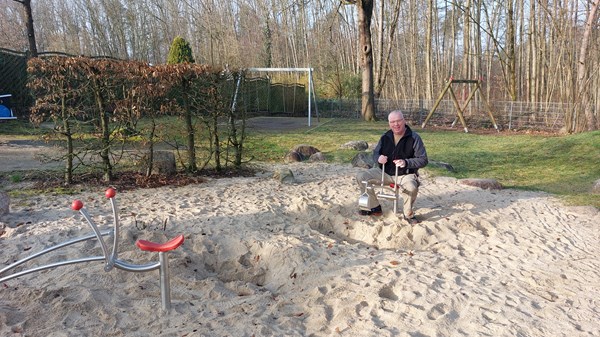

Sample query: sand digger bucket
[358,162,396,211]
[358,181,372,211]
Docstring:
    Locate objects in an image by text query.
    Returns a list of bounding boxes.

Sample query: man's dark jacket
[372,125,428,176]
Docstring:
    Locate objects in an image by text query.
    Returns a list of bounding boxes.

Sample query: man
[356,110,428,224]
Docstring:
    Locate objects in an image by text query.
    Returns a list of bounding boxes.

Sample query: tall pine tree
[167,36,195,64]
[167,36,198,172]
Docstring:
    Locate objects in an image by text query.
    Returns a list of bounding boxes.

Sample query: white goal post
[246,67,318,126]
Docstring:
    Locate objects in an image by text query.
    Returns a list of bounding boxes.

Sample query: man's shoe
[370,205,383,216]
[403,215,419,224]
[358,205,383,216]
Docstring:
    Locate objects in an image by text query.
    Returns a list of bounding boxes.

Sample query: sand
[1,162,599,336]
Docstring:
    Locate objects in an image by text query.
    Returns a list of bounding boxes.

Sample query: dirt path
[0,117,320,173]
[0,138,63,172]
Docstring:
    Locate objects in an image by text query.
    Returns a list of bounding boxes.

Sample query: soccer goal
[244,68,318,126]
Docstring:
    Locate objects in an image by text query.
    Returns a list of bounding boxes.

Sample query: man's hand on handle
[393,159,406,168]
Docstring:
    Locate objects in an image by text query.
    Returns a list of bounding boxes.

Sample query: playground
[1,160,599,336]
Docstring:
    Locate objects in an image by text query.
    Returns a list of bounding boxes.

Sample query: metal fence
[316,98,571,132]
[0,49,123,118]
[1,46,572,132]
[0,48,30,116]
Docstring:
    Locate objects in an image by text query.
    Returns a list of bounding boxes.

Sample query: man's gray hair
[388,110,405,119]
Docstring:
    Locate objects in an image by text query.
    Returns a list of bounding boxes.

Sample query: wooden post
[422,79,499,132]
[476,83,499,131]
[447,85,469,132]
[421,79,451,128]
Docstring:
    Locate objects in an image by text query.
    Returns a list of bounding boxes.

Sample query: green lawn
[244,118,600,208]
[2,117,599,208]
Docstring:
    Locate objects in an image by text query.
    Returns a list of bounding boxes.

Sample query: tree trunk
[146,118,156,177]
[527,0,537,103]
[357,0,376,121]
[61,94,73,185]
[184,93,198,172]
[575,0,600,132]
[13,0,38,57]
[95,86,112,182]
[506,1,517,100]
[425,0,434,100]
[213,113,221,171]
[374,0,384,99]
[375,0,401,99]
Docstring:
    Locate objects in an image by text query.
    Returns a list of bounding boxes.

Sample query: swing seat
[136,235,184,252]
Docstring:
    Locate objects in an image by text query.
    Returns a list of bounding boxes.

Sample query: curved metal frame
[376,163,400,214]
[0,189,179,312]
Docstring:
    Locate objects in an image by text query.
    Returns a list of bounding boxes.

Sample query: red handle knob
[71,200,83,211]
[105,188,116,198]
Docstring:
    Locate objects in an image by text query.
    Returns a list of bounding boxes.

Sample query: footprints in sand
[378,285,399,301]
[426,302,450,320]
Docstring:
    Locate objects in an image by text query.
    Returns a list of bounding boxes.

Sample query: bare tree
[374,0,401,99]
[573,0,600,132]
[424,0,434,100]
[11,0,37,57]
[505,0,516,100]
[3,0,600,131]
[345,0,376,121]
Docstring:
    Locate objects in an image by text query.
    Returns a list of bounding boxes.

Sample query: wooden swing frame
[421,78,499,133]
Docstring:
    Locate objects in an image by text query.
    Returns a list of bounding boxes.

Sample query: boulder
[428,160,456,172]
[284,151,303,163]
[139,150,176,176]
[592,179,600,194]
[291,145,320,158]
[340,140,369,151]
[273,168,297,184]
[309,152,326,162]
[459,178,503,190]
[351,152,375,169]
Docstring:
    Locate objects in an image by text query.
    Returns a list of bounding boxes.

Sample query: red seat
[136,235,184,252]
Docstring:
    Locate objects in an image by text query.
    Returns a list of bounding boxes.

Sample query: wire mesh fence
[1,47,572,132]
[0,48,30,116]
[317,98,571,132]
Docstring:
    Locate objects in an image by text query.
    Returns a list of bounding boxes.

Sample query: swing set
[421,78,499,133]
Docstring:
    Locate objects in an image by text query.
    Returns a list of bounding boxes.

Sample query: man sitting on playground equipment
[356,110,428,224]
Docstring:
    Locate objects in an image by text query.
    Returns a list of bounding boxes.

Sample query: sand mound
[1,163,599,336]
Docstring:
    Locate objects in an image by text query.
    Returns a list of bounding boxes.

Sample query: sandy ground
[1,162,599,337]
[1,117,599,336]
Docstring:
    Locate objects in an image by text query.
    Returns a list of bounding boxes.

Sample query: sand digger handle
[380,161,399,193]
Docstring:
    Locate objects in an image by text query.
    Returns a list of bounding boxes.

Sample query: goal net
[241,68,318,126]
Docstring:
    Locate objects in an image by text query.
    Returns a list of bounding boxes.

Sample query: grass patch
[0,119,49,137]
[2,117,599,208]
[244,119,600,208]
